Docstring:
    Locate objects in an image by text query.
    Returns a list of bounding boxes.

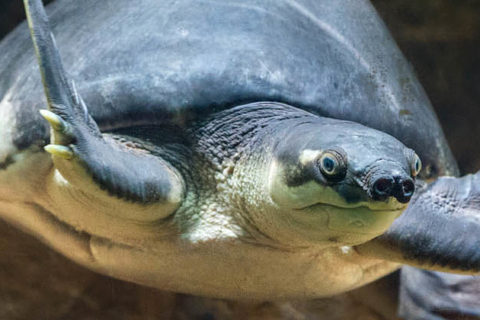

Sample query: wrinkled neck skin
[175,103,314,248]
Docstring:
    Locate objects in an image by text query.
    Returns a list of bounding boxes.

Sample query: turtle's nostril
[402,179,415,197]
[372,177,394,199]
[392,176,415,203]
[371,175,415,203]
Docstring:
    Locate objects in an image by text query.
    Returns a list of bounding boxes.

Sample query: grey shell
[0,0,457,177]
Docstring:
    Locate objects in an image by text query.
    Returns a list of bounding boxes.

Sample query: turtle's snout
[371,175,415,203]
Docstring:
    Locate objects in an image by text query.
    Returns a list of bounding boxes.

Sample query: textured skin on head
[171,103,412,248]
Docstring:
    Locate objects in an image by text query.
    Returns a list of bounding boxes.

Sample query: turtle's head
[266,118,421,246]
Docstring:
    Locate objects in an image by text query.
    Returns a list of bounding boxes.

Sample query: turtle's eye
[411,153,422,177]
[317,150,347,181]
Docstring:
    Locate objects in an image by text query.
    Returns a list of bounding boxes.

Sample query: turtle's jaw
[288,198,406,246]
[259,199,406,248]
[295,196,407,213]
[298,202,405,238]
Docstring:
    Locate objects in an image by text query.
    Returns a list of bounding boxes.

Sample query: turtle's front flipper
[356,173,480,273]
[25,0,184,211]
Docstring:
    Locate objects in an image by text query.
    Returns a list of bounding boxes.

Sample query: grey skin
[0,0,480,317]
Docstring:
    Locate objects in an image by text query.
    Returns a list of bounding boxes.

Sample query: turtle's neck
[190,102,314,167]
[175,102,318,245]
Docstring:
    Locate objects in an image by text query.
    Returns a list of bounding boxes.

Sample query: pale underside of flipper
[24,0,184,206]
[357,173,480,274]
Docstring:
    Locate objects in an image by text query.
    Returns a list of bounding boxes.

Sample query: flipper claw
[39,109,67,132]
[44,145,73,160]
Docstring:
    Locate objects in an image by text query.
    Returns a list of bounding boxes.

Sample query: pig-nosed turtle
[0,0,479,308]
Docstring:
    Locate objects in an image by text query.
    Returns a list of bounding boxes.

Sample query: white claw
[39,109,66,132]
[44,144,73,160]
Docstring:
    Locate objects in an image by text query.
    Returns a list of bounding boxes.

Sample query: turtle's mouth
[295,200,407,213]
[296,201,406,235]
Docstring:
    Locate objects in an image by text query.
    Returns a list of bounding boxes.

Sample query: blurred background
[373,0,480,175]
[0,0,479,319]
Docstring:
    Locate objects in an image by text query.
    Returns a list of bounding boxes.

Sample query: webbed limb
[25,0,184,216]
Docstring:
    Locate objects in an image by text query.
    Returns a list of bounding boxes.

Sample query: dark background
[373,0,480,174]
[0,1,479,319]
